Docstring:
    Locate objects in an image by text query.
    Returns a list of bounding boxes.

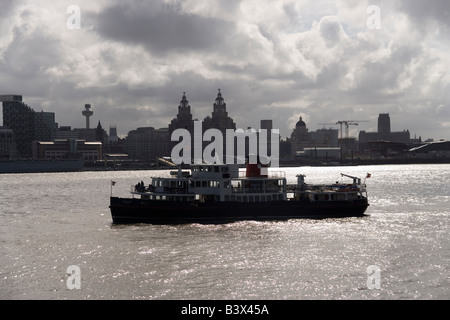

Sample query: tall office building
[124,127,169,161]
[0,126,17,158]
[154,128,169,158]
[124,127,156,160]
[1,94,58,157]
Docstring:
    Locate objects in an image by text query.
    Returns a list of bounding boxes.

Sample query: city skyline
[0,0,449,141]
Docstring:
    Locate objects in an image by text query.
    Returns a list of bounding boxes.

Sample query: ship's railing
[131,184,190,194]
[286,183,365,193]
[238,170,286,178]
[231,186,284,194]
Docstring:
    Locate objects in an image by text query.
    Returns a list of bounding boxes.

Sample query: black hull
[109,197,369,224]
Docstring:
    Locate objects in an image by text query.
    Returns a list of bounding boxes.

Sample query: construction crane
[336,120,369,139]
[317,123,337,129]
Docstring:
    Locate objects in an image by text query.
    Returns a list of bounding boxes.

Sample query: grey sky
[0,0,449,140]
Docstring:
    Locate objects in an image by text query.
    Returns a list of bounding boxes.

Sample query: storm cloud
[95,1,235,55]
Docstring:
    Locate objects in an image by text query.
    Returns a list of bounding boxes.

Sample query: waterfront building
[359,113,410,145]
[154,128,170,158]
[203,90,236,162]
[297,147,341,159]
[289,116,339,158]
[124,126,170,161]
[124,127,156,160]
[290,116,309,157]
[359,113,411,155]
[0,126,17,159]
[168,92,195,152]
[52,126,79,140]
[32,139,102,160]
[1,94,58,157]
[74,121,108,143]
[408,140,450,158]
[203,90,236,133]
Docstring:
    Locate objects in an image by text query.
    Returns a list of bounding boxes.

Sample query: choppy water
[0,164,449,300]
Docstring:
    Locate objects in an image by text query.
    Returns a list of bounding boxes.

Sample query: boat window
[249,196,254,202]
[202,181,207,187]
[255,196,260,202]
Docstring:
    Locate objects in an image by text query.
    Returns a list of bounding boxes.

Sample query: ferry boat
[109,162,369,224]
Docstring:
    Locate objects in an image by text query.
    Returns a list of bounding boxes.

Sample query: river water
[0,164,448,300]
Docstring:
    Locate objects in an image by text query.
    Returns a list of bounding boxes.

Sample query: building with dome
[288,116,339,158]
[290,116,309,157]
